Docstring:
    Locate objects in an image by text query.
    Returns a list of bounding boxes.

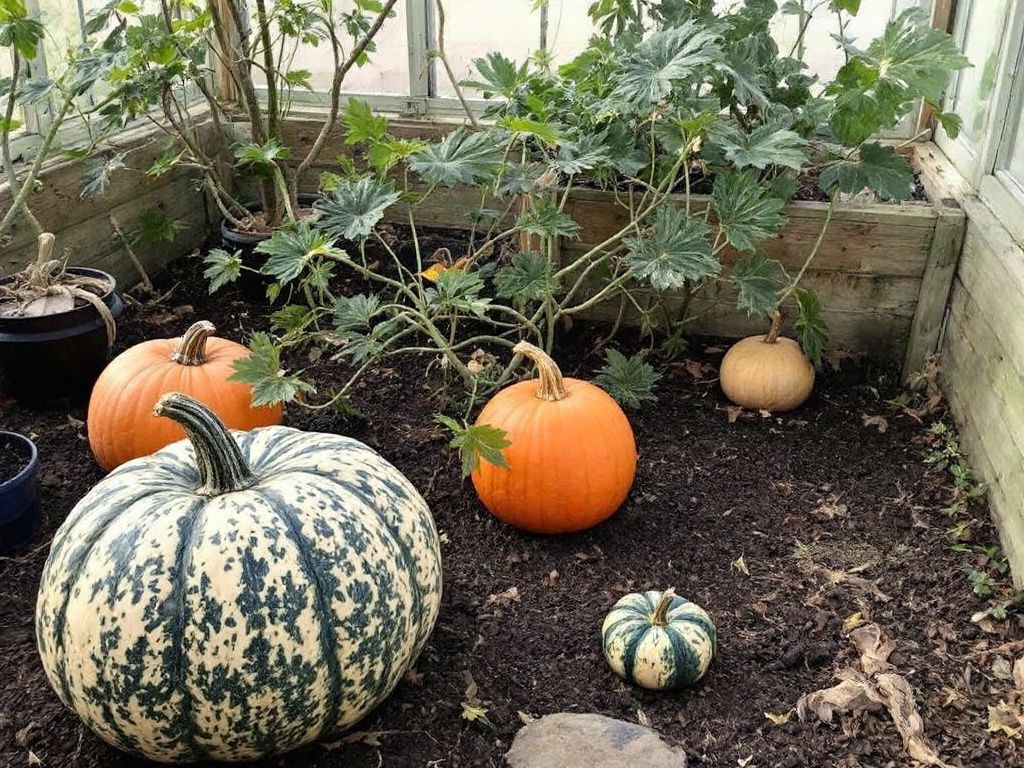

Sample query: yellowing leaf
[843,611,865,632]
[420,256,470,282]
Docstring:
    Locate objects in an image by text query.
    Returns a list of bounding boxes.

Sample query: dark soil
[0,435,29,483]
[1,238,1021,768]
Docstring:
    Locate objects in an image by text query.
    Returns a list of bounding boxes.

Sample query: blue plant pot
[0,431,41,553]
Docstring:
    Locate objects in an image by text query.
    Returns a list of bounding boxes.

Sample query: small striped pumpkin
[36,393,442,763]
[602,589,716,690]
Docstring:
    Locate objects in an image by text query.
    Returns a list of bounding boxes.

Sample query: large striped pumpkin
[36,393,442,763]
[602,589,716,690]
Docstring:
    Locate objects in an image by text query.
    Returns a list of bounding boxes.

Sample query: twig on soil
[109,215,154,292]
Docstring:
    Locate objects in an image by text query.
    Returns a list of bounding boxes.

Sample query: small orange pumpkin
[87,320,282,470]
[471,341,637,534]
[719,311,815,412]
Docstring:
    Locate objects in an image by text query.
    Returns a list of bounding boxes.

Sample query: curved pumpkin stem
[171,321,216,366]
[153,392,255,496]
[513,341,567,402]
[764,310,783,345]
[651,588,676,626]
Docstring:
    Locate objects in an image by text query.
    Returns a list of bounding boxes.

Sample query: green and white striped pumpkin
[602,589,716,690]
[36,393,442,763]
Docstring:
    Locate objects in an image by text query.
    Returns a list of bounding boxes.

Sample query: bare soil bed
[1,234,1021,768]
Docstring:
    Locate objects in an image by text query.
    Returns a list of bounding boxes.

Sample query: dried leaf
[543,569,559,588]
[862,414,889,433]
[764,710,791,725]
[731,555,750,576]
[992,656,1015,682]
[517,710,536,725]
[483,586,521,610]
[636,708,650,727]
[724,405,743,423]
[987,700,1023,738]
[27,752,41,766]
[1013,658,1024,692]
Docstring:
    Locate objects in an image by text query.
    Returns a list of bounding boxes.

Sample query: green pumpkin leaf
[435,414,510,478]
[461,52,529,99]
[818,141,913,201]
[203,248,242,293]
[234,139,291,169]
[409,129,504,186]
[256,222,343,285]
[712,124,808,171]
[342,97,388,145]
[732,252,785,318]
[594,348,661,409]
[794,288,828,369]
[230,332,316,407]
[315,176,401,241]
[516,199,581,240]
[497,115,561,146]
[609,21,722,109]
[494,251,559,305]
[713,169,787,252]
[333,293,382,331]
[624,206,717,291]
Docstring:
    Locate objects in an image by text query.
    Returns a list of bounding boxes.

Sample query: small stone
[505,712,687,768]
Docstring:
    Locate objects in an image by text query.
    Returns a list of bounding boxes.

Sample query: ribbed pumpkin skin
[36,427,442,763]
[88,335,282,471]
[719,335,814,412]
[471,378,637,534]
[602,591,716,690]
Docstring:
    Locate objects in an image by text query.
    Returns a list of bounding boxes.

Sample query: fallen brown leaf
[862,414,889,433]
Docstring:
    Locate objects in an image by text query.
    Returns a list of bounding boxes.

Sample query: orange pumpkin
[719,311,815,412]
[471,341,637,534]
[87,320,282,470]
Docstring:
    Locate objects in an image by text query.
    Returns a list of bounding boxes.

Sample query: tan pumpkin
[719,312,814,412]
[87,320,282,470]
[471,341,637,534]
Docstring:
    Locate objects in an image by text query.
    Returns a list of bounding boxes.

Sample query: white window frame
[937,0,1024,245]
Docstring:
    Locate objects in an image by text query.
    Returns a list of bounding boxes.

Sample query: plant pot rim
[221,194,323,240]
[0,267,117,323]
[0,431,38,489]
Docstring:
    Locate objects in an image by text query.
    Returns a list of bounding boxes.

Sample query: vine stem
[433,0,478,129]
[776,194,836,307]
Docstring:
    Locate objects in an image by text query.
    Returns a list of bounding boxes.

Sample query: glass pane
[770,0,891,84]
[545,0,595,65]
[1006,108,1024,183]
[251,2,410,96]
[435,0,537,98]
[948,0,1010,147]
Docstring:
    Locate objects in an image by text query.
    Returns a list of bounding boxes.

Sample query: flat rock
[505,712,687,768]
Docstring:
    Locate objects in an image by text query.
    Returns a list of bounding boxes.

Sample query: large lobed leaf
[229,332,316,407]
[712,124,808,171]
[255,222,343,285]
[818,141,914,201]
[713,169,788,252]
[315,176,401,241]
[494,251,560,305]
[409,129,504,186]
[732,252,785,318]
[624,205,718,291]
[609,21,722,110]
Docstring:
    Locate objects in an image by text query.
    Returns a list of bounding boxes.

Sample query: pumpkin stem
[513,341,567,402]
[171,321,216,366]
[765,310,783,344]
[153,392,256,496]
[651,588,677,626]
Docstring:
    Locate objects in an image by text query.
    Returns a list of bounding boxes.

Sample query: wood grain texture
[940,200,1024,584]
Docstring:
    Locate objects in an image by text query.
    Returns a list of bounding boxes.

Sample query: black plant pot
[0,268,123,404]
[0,431,40,553]
[221,195,320,302]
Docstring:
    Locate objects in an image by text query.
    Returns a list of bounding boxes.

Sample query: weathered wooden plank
[943,285,1024,584]
[902,207,967,379]
[580,292,913,360]
[0,176,208,280]
[0,120,215,255]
